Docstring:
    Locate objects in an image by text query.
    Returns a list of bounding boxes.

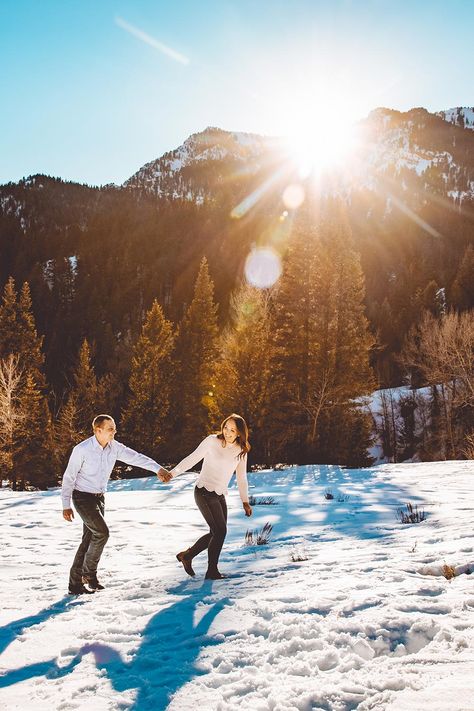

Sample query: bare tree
[0,355,26,489]
[463,432,474,460]
[378,388,399,462]
[402,310,474,458]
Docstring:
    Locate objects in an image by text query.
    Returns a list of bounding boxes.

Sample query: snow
[169,158,185,171]
[437,107,474,130]
[0,195,23,218]
[194,146,229,162]
[365,125,453,179]
[2,462,474,710]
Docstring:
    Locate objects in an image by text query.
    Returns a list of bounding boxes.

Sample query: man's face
[95,420,116,444]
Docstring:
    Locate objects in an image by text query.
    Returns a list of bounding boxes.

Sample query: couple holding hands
[61,413,252,595]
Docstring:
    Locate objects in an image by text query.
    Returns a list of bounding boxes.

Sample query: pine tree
[420,279,443,316]
[334,404,375,467]
[306,214,374,463]
[0,278,46,386]
[215,283,274,461]
[269,225,317,461]
[122,300,175,459]
[57,339,106,456]
[450,244,474,310]
[269,207,375,464]
[53,395,85,469]
[425,385,444,460]
[15,371,55,489]
[174,258,219,452]
[0,279,53,488]
[398,392,418,460]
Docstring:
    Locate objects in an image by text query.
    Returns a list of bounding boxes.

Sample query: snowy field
[1,461,474,711]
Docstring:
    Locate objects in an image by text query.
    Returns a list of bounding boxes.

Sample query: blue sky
[1,0,473,186]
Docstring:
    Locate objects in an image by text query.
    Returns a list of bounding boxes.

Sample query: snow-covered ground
[1,461,474,711]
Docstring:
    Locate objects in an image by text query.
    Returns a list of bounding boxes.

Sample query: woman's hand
[157,467,172,483]
[243,501,252,517]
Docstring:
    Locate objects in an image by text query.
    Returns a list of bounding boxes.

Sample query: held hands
[243,501,253,517]
[157,467,173,483]
[63,508,74,522]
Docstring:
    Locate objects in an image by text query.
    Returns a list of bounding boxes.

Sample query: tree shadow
[0,581,230,711]
[228,463,426,549]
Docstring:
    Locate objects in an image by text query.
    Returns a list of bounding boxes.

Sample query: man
[62,414,172,595]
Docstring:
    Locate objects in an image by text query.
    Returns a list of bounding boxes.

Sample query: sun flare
[284,112,358,178]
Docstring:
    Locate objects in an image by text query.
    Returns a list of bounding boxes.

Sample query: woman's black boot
[205,569,226,580]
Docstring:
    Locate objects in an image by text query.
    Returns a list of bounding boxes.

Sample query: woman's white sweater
[171,434,249,501]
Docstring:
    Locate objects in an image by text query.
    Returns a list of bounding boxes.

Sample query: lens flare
[115,17,189,65]
[231,168,286,219]
[282,183,305,209]
[245,248,282,289]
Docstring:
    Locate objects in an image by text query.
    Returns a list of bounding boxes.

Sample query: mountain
[122,108,474,205]
[354,107,474,203]
[436,106,474,129]
[1,105,473,392]
[124,126,279,203]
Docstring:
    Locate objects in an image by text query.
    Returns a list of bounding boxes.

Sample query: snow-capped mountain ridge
[359,107,474,202]
[123,106,474,205]
[124,126,274,201]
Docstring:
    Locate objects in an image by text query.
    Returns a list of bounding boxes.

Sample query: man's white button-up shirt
[61,436,160,509]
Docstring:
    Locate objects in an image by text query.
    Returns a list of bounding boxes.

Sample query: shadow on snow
[236,464,425,546]
[0,464,425,706]
[0,581,229,710]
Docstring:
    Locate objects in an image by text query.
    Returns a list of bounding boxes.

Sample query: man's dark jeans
[69,490,109,586]
[188,486,228,575]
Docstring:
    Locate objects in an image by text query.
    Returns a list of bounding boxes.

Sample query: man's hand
[243,501,252,517]
[63,508,74,522]
[157,467,173,483]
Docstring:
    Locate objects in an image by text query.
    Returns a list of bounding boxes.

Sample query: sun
[274,78,364,180]
[284,110,358,178]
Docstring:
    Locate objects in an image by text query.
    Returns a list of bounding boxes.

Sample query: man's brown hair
[92,414,115,430]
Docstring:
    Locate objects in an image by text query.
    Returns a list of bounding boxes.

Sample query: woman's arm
[171,435,213,477]
[236,453,250,506]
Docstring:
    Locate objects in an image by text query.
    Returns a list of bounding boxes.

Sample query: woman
[169,414,252,580]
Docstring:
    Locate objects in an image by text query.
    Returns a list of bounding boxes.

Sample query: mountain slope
[437,106,474,129]
[124,127,278,203]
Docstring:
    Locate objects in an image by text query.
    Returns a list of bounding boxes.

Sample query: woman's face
[223,419,238,444]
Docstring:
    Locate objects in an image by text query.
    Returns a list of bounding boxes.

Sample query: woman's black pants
[188,486,228,574]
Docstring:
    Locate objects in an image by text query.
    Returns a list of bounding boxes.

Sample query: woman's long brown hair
[216,414,251,459]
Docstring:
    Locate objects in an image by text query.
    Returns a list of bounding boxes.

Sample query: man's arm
[61,446,83,520]
[116,442,171,480]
